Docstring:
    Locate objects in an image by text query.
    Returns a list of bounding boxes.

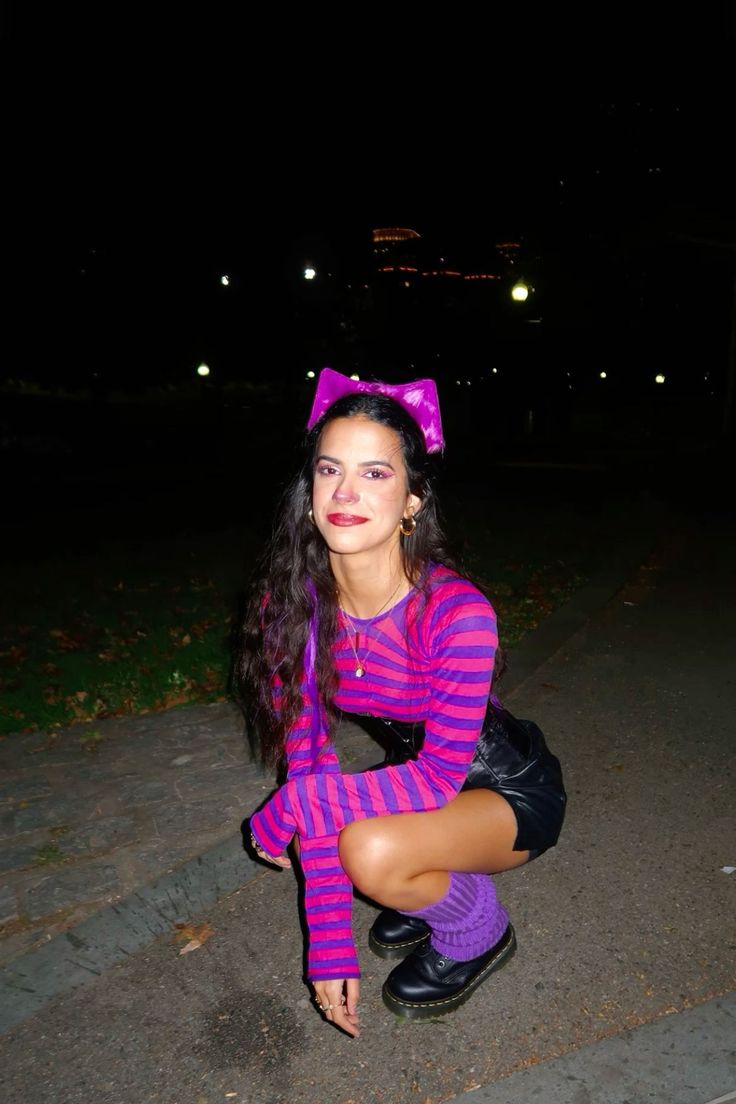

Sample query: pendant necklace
[339,578,404,678]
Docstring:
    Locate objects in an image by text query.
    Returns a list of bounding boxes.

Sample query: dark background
[2,4,736,557]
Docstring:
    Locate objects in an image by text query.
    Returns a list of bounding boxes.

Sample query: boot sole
[369,930,430,960]
[381,925,517,1019]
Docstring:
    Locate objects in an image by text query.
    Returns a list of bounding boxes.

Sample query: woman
[239,368,565,1038]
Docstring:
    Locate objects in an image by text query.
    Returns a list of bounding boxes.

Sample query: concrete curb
[0,834,260,1034]
[0,518,661,1035]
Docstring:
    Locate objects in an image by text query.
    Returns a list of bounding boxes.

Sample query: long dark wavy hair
[235,392,459,767]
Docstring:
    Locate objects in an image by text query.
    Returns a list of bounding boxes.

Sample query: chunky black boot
[368,908,431,959]
[382,923,516,1018]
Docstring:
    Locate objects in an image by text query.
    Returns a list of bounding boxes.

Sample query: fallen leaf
[174,921,215,954]
[179,939,204,955]
[48,629,82,651]
[158,690,193,709]
[0,645,28,667]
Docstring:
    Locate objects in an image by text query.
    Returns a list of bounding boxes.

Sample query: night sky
[3,5,736,388]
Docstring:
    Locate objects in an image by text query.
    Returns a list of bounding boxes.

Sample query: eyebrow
[315,454,396,470]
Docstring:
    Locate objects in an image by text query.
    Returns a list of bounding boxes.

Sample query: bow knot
[306,368,444,453]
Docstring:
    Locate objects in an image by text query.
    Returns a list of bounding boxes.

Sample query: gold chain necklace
[339,578,404,678]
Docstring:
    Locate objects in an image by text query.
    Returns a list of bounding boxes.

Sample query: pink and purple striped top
[249,565,497,981]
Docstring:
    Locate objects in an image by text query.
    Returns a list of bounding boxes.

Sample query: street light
[304,267,316,281]
[511,281,529,302]
[197,363,210,377]
[655,374,666,384]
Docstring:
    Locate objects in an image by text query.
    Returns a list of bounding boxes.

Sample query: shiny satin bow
[306,367,445,453]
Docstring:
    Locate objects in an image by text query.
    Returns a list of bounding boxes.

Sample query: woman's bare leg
[338,789,527,911]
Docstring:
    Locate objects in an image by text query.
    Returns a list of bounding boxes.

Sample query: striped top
[249,564,497,981]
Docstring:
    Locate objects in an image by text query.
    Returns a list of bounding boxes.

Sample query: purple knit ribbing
[405,871,508,961]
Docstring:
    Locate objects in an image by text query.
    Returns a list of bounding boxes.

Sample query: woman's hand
[249,832,292,869]
[313,978,360,1037]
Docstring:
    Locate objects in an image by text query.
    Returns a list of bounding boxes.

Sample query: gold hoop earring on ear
[400,515,417,537]
[307,509,315,525]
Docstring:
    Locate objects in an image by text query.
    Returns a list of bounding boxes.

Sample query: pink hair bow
[306,367,444,453]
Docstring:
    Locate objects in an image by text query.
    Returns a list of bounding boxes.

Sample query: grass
[0,569,233,735]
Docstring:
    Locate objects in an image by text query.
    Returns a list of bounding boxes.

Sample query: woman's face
[311,415,421,562]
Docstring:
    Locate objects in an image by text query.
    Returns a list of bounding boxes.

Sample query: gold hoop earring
[307,509,315,525]
[400,515,417,537]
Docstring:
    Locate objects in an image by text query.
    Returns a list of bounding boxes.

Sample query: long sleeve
[250,576,497,979]
[299,834,359,979]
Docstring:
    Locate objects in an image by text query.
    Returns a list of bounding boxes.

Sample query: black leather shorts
[339,709,566,857]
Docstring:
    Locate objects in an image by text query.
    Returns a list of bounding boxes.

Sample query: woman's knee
[338,821,401,897]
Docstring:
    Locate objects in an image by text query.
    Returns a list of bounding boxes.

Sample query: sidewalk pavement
[1,507,734,1104]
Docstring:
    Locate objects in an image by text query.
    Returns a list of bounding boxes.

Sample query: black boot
[382,923,516,1019]
[368,908,431,959]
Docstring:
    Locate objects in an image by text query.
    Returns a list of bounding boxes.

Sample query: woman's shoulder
[419,564,495,621]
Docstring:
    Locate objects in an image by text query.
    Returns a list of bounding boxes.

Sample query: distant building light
[304,267,316,280]
[220,275,230,287]
[307,371,316,379]
[350,374,360,381]
[371,227,421,243]
[599,371,607,379]
[492,368,498,374]
[456,380,461,385]
[655,374,666,384]
[197,363,210,377]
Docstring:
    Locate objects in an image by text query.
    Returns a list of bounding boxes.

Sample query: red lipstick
[327,513,369,526]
